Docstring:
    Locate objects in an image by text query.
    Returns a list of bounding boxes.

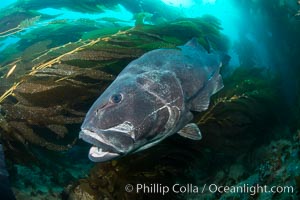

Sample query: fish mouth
[79,129,121,162]
[79,128,134,162]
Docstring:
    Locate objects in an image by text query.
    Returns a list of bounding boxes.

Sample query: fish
[79,38,228,162]
[0,144,16,200]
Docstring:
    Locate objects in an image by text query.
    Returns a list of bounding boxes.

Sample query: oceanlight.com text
[124,183,294,196]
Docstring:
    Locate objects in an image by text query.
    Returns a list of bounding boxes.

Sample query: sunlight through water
[161,0,195,7]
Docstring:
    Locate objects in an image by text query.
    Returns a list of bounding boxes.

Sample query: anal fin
[178,123,202,140]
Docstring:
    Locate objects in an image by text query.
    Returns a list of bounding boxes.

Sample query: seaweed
[0,15,290,199]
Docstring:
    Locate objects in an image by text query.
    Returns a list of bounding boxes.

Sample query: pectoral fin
[191,70,223,112]
[178,123,202,140]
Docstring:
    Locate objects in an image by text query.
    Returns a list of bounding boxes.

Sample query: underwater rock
[182,130,300,200]
[228,164,247,182]
[65,146,189,200]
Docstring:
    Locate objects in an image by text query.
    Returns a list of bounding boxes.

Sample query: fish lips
[79,129,134,162]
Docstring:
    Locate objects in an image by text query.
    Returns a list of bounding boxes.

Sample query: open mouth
[79,121,135,162]
[79,129,121,161]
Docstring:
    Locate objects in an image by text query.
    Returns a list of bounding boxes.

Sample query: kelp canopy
[0,2,298,199]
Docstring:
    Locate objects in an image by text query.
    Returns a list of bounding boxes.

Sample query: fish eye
[110,93,123,104]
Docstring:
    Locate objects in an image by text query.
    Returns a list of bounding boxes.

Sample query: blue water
[0,37,20,52]
[0,0,16,9]
[0,0,271,68]
[38,4,133,22]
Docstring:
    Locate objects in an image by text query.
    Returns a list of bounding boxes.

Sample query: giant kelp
[6,0,180,23]
[234,0,300,128]
[0,13,40,38]
[0,15,287,199]
[0,16,232,198]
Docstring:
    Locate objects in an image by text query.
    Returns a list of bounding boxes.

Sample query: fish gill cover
[0,0,299,199]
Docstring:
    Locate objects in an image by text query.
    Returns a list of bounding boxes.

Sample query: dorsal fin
[183,37,207,52]
[185,37,200,47]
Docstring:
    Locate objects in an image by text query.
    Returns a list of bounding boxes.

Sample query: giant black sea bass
[79,38,229,162]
